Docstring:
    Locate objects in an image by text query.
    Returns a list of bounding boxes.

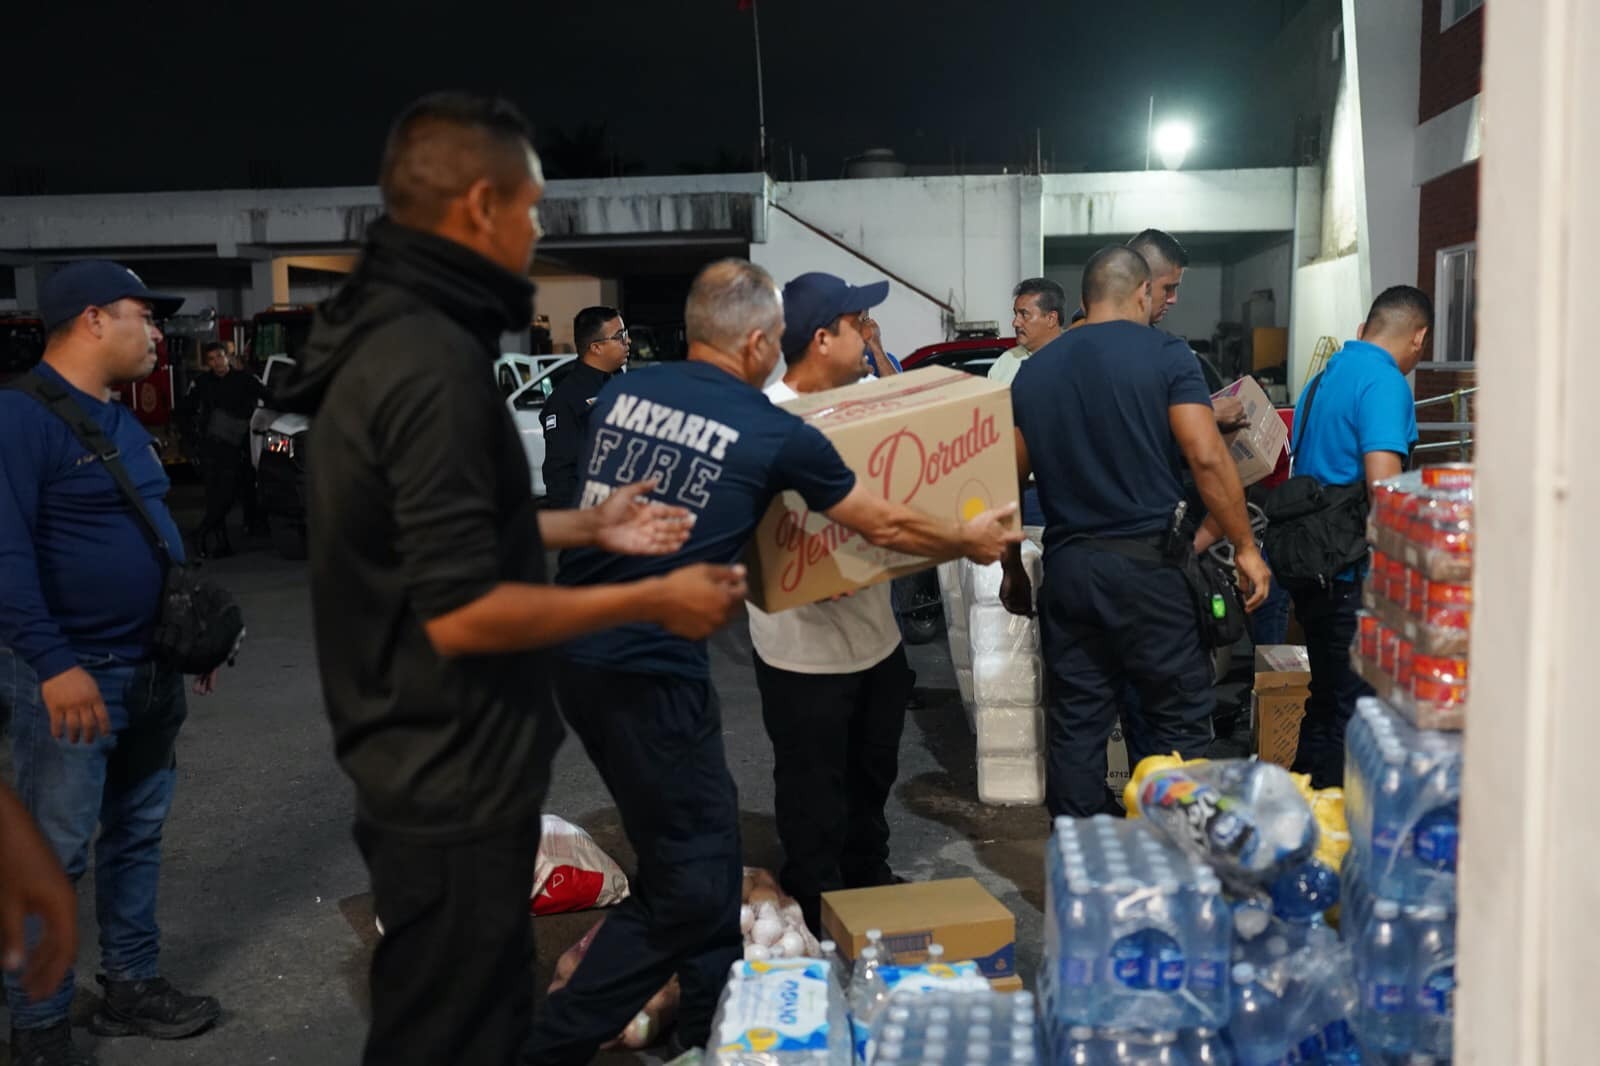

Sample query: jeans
[0,648,185,1029]
[1289,580,1372,788]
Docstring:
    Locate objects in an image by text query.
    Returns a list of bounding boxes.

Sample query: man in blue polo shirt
[1288,285,1428,787]
[0,262,222,1066]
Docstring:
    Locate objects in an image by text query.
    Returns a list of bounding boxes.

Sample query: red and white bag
[531,815,630,915]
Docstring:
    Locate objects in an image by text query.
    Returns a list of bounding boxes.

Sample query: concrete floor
[0,533,1060,1065]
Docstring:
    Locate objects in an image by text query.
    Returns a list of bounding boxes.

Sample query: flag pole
[751,0,769,173]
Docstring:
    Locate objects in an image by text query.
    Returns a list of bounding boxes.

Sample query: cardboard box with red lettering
[1213,374,1289,487]
[745,366,1021,612]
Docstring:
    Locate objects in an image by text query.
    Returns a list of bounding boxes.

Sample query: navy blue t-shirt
[0,363,186,694]
[558,361,857,680]
[1011,321,1213,556]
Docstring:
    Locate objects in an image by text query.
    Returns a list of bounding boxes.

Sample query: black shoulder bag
[7,372,245,674]
[1260,371,1372,591]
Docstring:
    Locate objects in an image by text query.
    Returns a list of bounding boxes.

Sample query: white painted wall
[1221,241,1294,328]
[1287,253,1363,398]
[1040,169,1299,238]
[763,177,1031,349]
[1323,69,1361,259]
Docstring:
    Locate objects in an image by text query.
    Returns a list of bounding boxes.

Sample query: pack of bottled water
[1055,1026,1234,1064]
[707,957,853,1065]
[1225,918,1363,1065]
[846,934,995,1062]
[1344,698,1461,908]
[869,988,1041,1066]
[1340,880,1456,1060]
[1041,815,1233,1035]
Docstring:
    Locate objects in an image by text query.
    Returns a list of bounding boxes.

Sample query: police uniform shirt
[558,361,858,680]
[540,360,613,508]
[1011,321,1213,556]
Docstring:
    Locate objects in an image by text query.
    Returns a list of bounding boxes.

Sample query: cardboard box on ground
[821,878,1021,991]
[1213,375,1289,487]
[745,367,1021,613]
[1254,644,1311,768]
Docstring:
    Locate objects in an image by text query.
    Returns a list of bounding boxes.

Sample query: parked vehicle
[505,357,579,498]
[901,336,1018,377]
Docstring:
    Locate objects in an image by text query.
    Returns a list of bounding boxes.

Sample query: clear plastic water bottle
[1182,1028,1234,1066]
[1227,963,1286,1066]
[1188,875,1231,1021]
[848,944,889,1060]
[1355,900,1414,1054]
[1060,877,1103,1019]
[1410,905,1455,1059]
[1062,1025,1102,1066]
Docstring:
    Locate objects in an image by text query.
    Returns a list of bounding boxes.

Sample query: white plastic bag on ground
[532,815,630,915]
[975,703,1044,756]
[978,754,1046,806]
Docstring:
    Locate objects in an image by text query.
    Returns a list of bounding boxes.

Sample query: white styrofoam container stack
[948,542,1046,806]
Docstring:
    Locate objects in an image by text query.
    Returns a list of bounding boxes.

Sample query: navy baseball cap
[780,272,890,359]
[40,260,184,331]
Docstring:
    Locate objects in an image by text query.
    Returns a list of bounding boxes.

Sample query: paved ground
[0,527,1059,1065]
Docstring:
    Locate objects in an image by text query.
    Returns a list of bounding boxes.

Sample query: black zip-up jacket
[539,360,612,508]
[278,218,563,840]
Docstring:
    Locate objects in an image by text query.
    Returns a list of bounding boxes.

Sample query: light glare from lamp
[1153,121,1196,170]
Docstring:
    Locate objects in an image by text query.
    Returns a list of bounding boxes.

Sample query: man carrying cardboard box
[998,246,1271,819]
[746,271,917,935]
[526,260,1020,1064]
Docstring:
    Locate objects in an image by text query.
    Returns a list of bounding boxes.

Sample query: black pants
[1040,546,1215,818]
[355,817,540,1066]
[196,440,249,546]
[1289,579,1372,789]
[753,645,913,930]
[525,661,743,1064]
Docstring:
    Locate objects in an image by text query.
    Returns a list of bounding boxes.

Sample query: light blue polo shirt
[1291,340,1417,485]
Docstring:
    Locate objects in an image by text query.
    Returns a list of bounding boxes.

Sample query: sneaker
[10,1022,97,1066]
[88,976,220,1040]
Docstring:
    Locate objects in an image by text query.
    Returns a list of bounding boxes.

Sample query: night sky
[7,0,1318,195]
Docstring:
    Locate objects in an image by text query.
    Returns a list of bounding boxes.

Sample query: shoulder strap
[1292,368,1330,456]
[5,371,175,563]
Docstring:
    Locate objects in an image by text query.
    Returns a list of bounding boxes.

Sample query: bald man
[999,246,1270,818]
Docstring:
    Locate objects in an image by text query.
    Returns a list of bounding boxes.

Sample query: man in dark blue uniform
[525,259,1020,1064]
[1000,246,1271,818]
[540,305,630,508]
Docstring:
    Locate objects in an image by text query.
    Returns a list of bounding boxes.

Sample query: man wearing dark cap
[527,259,1020,1064]
[744,271,914,932]
[999,246,1271,819]
[0,261,221,1066]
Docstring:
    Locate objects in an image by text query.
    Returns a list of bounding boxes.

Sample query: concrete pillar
[1344,0,1422,301]
[1017,175,1045,284]
[1459,0,1600,1061]
[14,265,40,311]
[247,258,290,314]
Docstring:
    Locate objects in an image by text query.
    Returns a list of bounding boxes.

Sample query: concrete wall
[532,276,612,353]
[763,176,1038,350]
[1221,240,1295,328]
[1044,259,1225,344]
[752,206,948,366]
[1040,169,1298,238]
[1287,252,1363,396]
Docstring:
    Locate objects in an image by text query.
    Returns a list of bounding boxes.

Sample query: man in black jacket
[277,92,748,1066]
[187,341,270,556]
[541,305,629,507]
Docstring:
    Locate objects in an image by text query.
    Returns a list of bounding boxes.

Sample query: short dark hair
[1082,246,1152,307]
[574,306,621,353]
[1127,228,1191,271]
[379,92,535,227]
[1013,277,1067,325]
[201,341,227,358]
[1363,285,1434,336]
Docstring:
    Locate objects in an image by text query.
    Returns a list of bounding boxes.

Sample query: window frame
[1441,0,1484,32]
[1423,241,1478,370]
